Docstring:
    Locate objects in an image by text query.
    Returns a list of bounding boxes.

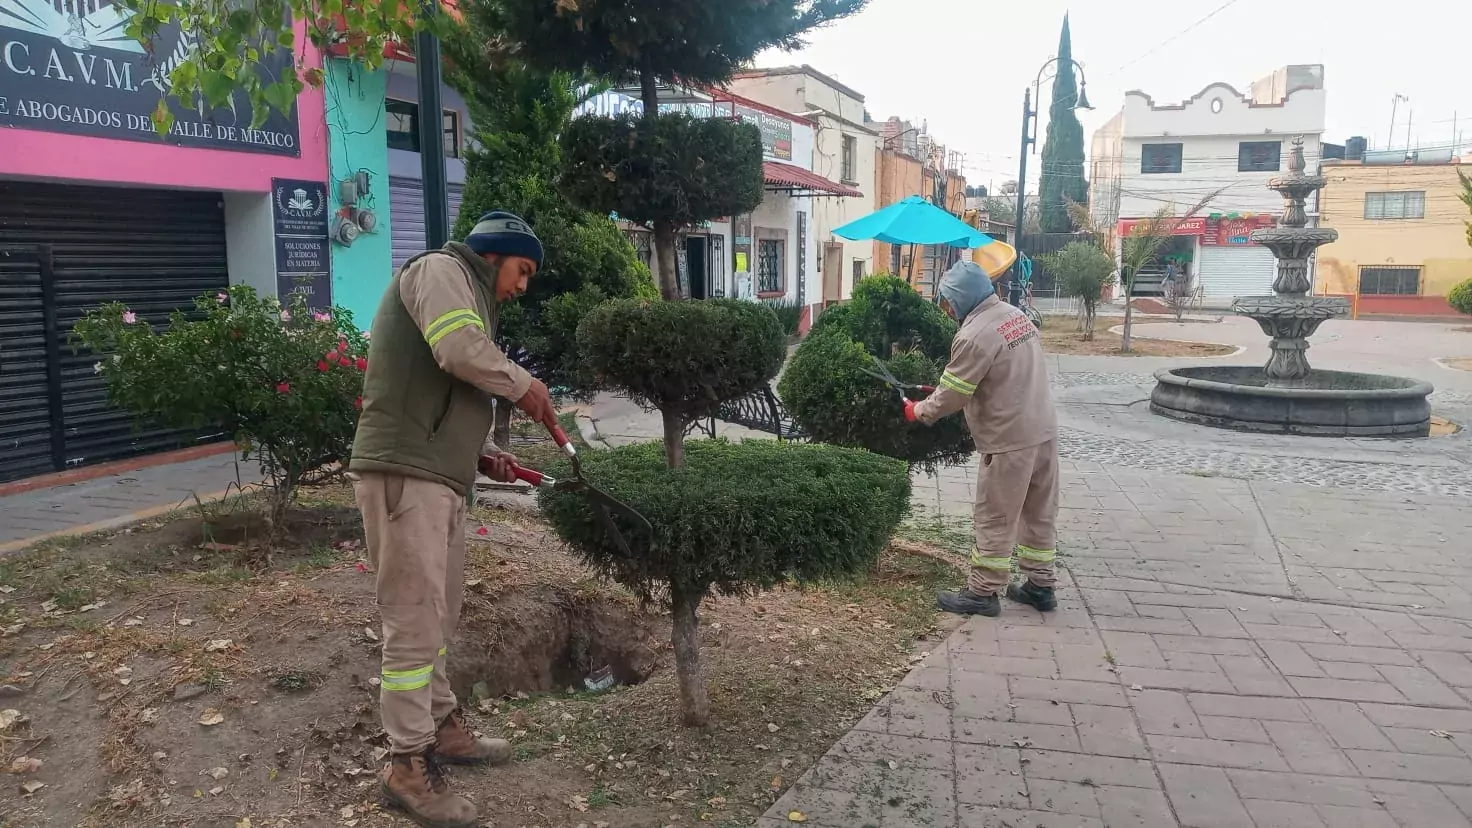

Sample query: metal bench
[686,384,808,441]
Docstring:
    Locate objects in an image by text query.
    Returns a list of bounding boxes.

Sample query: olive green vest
[349,242,501,495]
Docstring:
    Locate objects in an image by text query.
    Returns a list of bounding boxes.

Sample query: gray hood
[937,260,996,321]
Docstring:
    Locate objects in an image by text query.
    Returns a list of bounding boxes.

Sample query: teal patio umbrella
[833,196,994,284]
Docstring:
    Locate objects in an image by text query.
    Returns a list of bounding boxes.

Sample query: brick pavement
[0,453,250,550]
[764,462,1472,827]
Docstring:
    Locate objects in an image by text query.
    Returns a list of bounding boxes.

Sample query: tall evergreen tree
[1038,14,1089,233]
[488,0,867,300]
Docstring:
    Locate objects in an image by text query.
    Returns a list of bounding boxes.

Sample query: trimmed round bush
[1450,278,1472,316]
[559,113,765,227]
[809,274,957,362]
[538,436,911,726]
[576,298,786,424]
[779,328,974,473]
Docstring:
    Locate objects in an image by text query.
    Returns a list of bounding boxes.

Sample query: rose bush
[73,286,368,531]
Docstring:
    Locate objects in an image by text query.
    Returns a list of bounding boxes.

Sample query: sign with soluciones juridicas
[0,0,300,155]
[272,178,331,311]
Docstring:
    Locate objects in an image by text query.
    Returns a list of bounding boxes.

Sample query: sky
[757,0,1467,194]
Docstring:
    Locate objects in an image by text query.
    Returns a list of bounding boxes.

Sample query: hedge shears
[479,421,651,555]
[858,360,935,405]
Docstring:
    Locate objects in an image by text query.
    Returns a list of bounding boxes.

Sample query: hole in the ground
[450,587,661,699]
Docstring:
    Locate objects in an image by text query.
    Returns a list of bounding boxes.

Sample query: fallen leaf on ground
[235,819,252,828]
[6,757,42,774]
[205,768,228,780]
[209,786,224,796]
[1431,730,1453,739]
[339,805,355,818]
[204,639,233,653]
[198,710,225,726]
[567,794,589,812]
[0,709,26,730]
[139,708,159,723]
[177,618,195,627]
[787,812,807,823]
[121,618,144,627]
[21,780,45,794]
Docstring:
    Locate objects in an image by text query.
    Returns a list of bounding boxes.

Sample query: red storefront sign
[1116,217,1207,237]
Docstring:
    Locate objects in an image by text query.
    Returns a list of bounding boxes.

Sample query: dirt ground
[0,449,961,827]
[1444,356,1472,372]
[1041,317,1237,358]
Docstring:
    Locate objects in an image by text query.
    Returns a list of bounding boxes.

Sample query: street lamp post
[416,0,450,250]
[1007,58,1092,305]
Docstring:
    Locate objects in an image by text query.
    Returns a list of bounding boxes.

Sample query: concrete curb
[1102,325,1247,358]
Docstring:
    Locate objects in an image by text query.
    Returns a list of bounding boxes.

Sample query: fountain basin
[1151,366,1434,437]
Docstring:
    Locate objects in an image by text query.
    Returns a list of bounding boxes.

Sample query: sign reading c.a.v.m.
[0,0,299,156]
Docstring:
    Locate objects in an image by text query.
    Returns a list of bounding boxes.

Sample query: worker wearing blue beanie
[350,206,555,827]
[465,211,544,266]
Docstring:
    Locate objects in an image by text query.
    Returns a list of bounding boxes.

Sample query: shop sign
[1204,214,1276,246]
[1117,217,1207,237]
[0,0,299,155]
[272,178,331,310]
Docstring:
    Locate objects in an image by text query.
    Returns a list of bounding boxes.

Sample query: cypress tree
[1039,14,1089,233]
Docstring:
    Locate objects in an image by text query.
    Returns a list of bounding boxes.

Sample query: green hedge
[537,439,912,602]
[1450,278,1472,316]
[808,274,957,362]
[779,328,974,473]
[576,298,786,423]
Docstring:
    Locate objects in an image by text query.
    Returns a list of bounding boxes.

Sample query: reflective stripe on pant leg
[1015,545,1055,564]
[967,551,1014,595]
[382,664,434,692]
[1016,441,1060,589]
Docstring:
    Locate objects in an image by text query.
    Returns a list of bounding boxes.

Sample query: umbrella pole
[907,243,916,287]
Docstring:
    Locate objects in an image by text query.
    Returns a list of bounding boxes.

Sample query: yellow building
[1316,157,1472,316]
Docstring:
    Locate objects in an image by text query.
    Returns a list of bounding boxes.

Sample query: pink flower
[280,310,292,322]
[326,350,340,362]
[313,311,332,322]
[317,360,331,372]
[338,356,353,368]
[122,311,138,324]
[355,562,368,573]
[216,292,228,303]
[355,395,364,410]
[355,357,368,371]
[363,331,372,340]
[276,382,291,394]
[476,526,489,536]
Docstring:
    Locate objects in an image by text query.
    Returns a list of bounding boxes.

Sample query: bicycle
[1013,253,1043,330]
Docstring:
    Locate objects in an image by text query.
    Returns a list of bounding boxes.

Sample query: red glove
[903,399,919,423]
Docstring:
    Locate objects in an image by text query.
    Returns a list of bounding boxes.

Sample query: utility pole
[1387,93,1407,151]
[416,0,450,250]
[1010,87,1033,305]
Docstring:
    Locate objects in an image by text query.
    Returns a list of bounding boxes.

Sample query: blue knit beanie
[465,211,543,266]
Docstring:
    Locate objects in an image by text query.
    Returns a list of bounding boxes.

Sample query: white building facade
[1089,65,1327,300]
[729,65,879,304]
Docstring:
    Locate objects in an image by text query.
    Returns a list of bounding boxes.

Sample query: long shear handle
[479,456,550,487]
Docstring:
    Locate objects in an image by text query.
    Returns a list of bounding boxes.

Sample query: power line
[1103,0,1244,78]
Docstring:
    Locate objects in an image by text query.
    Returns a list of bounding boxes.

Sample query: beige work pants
[352,472,466,755]
[967,440,1060,595]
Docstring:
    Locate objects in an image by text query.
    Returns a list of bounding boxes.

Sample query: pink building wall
[0,45,328,193]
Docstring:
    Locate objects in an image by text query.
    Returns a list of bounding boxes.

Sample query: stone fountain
[1151,137,1434,437]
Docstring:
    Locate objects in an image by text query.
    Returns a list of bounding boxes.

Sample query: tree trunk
[653,221,681,300]
[1121,297,1134,353]
[492,398,513,450]
[661,408,686,469]
[1082,302,1096,341]
[670,588,710,727]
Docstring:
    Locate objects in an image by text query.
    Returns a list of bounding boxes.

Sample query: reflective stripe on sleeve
[939,371,977,395]
[425,309,484,347]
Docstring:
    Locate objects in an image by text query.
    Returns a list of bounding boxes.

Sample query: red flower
[326,350,340,362]
[355,395,364,410]
[476,526,489,536]
[356,357,368,371]
[339,356,353,367]
[356,562,368,573]
[317,360,331,372]
[276,382,291,394]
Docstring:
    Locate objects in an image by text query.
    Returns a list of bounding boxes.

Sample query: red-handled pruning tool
[479,420,652,555]
[858,360,935,405]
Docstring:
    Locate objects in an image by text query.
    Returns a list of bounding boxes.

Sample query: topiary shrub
[779,329,974,473]
[577,298,786,466]
[809,274,957,362]
[538,438,912,726]
[785,277,974,470]
[1450,278,1472,316]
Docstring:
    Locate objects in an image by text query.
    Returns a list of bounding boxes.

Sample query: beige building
[1317,155,1472,317]
[729,65,879,303]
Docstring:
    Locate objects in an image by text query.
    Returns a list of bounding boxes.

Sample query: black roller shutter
[0,181,231,483]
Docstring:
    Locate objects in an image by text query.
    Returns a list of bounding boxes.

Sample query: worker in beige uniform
[349,212,557,827]
[905,260,1060,617]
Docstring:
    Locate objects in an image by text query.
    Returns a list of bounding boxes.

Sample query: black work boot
[1006,581,1057,612]
[937,589,1000,617]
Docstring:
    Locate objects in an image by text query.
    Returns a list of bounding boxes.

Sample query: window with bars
[1364,192,1426,220]
[1141,143,1183,174]
[841,135,857,183]
[386,100,462,158]
[625,230,652,268]
[1238,140,1281,172]
[757,239,784,294]
[1358,266,1421,296]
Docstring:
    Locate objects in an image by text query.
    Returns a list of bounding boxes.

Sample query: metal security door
[390,177,466,271]
[0,181,231,482]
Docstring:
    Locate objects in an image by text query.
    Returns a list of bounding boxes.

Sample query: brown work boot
[380,751,478,828]
[434,708,512,766]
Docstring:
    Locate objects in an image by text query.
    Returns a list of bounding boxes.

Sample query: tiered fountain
[1151,137,1434,437]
